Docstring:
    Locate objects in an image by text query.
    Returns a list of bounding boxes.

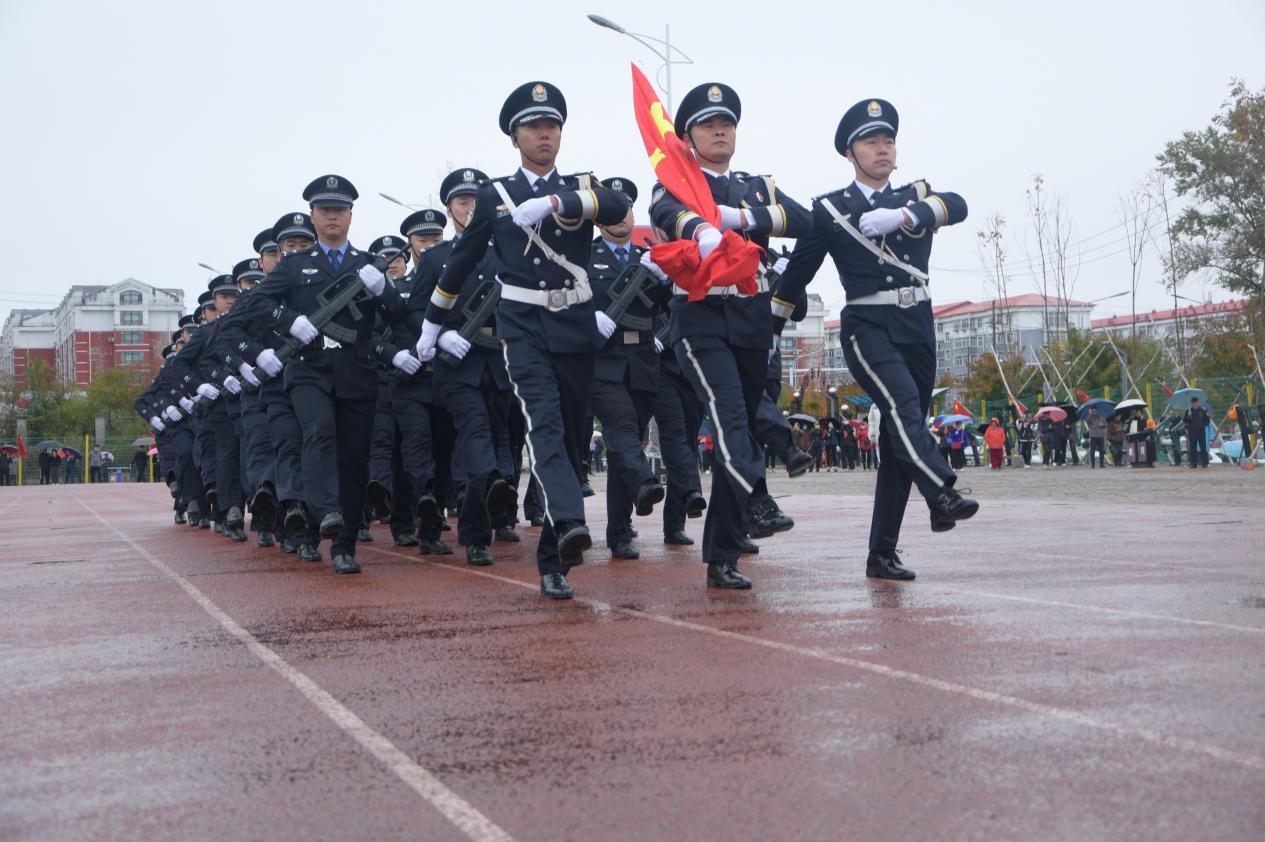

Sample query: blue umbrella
[1167,387,1208,412]
[1076,397,1116,420]
[934,413,972,427]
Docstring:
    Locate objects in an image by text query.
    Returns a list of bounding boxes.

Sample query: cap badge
[867,101,882,117]
[249,259,259,269]
[326,176,339,189]
[612,179,622,190]
[425,211,435,221]
[463,169,474,182]
[532,84,547,102]
[293,213,303,224]
[707,85,722,103]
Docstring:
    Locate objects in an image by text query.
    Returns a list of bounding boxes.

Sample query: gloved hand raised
[511,195,558,228]
[718,205,751,231]
[773,256,790,276]
[358,263,386,296]
[858,207,910,238]
[289,315,318,344]
[392,349,421,375]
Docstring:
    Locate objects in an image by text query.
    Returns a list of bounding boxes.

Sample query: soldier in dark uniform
[364,233,420,545]
[587,176,667,559]
[421,167,523,566]
[250,175,407,574]
[220,212,323,561]
[775,98,979,581]
[416,81,631,599]
[652,308,707,546]
[647,82,811,589]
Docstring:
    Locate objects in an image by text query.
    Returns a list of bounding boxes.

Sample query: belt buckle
[480,326,495,335]
[896,287,916,309]
[546,289,568,311]
[622,330,640,345]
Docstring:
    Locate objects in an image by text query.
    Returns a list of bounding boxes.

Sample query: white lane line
[952,589,1265,635]
[361,543,1265,772]
[0,495,25,517]
[74,497,514,842]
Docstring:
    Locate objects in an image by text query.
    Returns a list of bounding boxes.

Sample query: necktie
[533,178,546,195]
[614,246,628,267]
[328,248,342,273]
[871,190,884,208]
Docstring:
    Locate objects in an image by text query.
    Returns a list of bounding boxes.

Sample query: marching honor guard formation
[135,78,979,600]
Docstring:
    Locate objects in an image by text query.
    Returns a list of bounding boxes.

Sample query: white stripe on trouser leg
[848,335,945,488]
[501,340,553,527]
[681,338,754,494]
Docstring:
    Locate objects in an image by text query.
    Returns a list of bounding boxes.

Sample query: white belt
[673,276,770,298]
[846,285,930,308]
[499,283,593,311]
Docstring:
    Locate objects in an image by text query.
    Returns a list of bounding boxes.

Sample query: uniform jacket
[777,180,967,345]
[589,238,667,392]
[649,170,810,349]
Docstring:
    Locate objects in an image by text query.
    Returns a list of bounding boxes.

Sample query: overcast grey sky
[2,0,1262,324]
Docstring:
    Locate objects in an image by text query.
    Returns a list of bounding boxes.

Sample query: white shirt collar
[520,166,557,187]
[854,180,890,201]
[701,167,732,180]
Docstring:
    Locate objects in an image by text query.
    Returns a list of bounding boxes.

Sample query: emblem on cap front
[326,176,339,188]
[250,259,259,269]
[532,84,547,102]
[463,169,474,181]
[425,211,435,221]
[612,179,623,190]
[707,85,722,103]
[293,213,303,224]
[867,100,882,117]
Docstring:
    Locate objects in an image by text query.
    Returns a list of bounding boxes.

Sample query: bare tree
[1148,171,1187,368]
[1025,175,1052,345]
[1046,196,1080,341]
[977,213,1013,354]
[1118,183,1155,340]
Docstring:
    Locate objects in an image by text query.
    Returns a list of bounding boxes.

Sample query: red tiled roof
[932,294,1090,319]
[1090,299,1244,329]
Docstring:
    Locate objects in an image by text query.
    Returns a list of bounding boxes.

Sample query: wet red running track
[3,484,1264,840]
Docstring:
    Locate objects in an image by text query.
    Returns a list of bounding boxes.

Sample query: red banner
[16,432,27,459]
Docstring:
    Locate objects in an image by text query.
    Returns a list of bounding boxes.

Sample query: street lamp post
[827,386,838,419]
[792,389,802,414]
[587,14,694,114]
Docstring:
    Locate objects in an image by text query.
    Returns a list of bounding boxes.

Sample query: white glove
[255,348,282,377]
[718,205,750,231]
[419,346,436,362]
[179,397,195,414]
[697,227,723,259]
[417,319,442,357]
[358,263,386,296]
[222,375,242,395]
[150,416,165,432]
[595,311,617,339]
[196,383,220,401]
[773,256,790,275]
[858,207,910,238]
[437,330,471,360]
[237,363,261,387]
[289,314,318,344]
[769,334,779,362]
[392,349,422,374]
[164,406,183,422]
[190,393,202,405]
[654,338,664,354]
[640,251,669,282]
[511,195,557,228]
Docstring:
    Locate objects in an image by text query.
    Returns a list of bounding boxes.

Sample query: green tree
[960,352,1027,403]
[1156,80,1265,316]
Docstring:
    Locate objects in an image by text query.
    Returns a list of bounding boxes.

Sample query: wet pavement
[2,480,1263,841]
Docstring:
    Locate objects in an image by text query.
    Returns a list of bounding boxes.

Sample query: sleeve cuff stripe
[430,291,458,310]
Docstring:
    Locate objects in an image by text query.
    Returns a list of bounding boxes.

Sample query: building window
[118,330,144,345]
[119,290,143,305]
[119,311,143,325]
[119,351,144,365]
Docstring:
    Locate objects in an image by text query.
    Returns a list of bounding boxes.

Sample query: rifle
[601,264,657,332]
[438,280,502,366]
[243,256,391,391]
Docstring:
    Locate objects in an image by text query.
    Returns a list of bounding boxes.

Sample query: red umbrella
[1035,405,1068,422]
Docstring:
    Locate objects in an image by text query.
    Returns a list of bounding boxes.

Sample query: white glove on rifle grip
[150,416,165,432]
[255,348,283,377]
[437,331,471,360]
[238,363,261,387]
[179,397,195,413]
[222,375,242,395]
[595,311,617,339]
[164,406,183,422]
[640,252,669,282]
[358,263,386,296]
[417,320,442,356]
[289,315,318,344]
[196,383,220,401]
[392,349,422,374]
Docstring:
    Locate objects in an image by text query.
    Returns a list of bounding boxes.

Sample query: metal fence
[0,432,159,487]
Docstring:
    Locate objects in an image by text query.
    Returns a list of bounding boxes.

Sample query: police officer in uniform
[775,99,979,580]
[417,81,631,599]
[587,176,668,559]
[648,82,811,589]
[251,175,407,574]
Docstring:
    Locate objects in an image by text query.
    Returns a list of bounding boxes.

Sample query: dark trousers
[755,379,796,463]
[503,339,593,576]
[394,395,438,539]
[241,401,275,497]
[194,413,217,493]
[368,397,417,536]
[289,384,375,556]
[264,386,305,507]
[167,426,203,507]
[430,404,457,516]
[1088,437,1106,467]
[369,391,396,489]
[591,378,656,546]
[208,402,242,516]
[1188,428,1209,466]
[841,326,954,555]
[656,365,705,536]
[675,336,767,566]
[445,373,511,547]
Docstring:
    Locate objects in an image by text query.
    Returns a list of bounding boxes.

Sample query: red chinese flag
[1076,387,1090,403]
[630,64,764,301]
[952,399,974,418]
[1156,380,1175,397]
[1010,395,1029,416]
[16,432,27,459]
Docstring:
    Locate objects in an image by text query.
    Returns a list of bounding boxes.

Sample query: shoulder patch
[651,186,667,204]
[812,185,849,203]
